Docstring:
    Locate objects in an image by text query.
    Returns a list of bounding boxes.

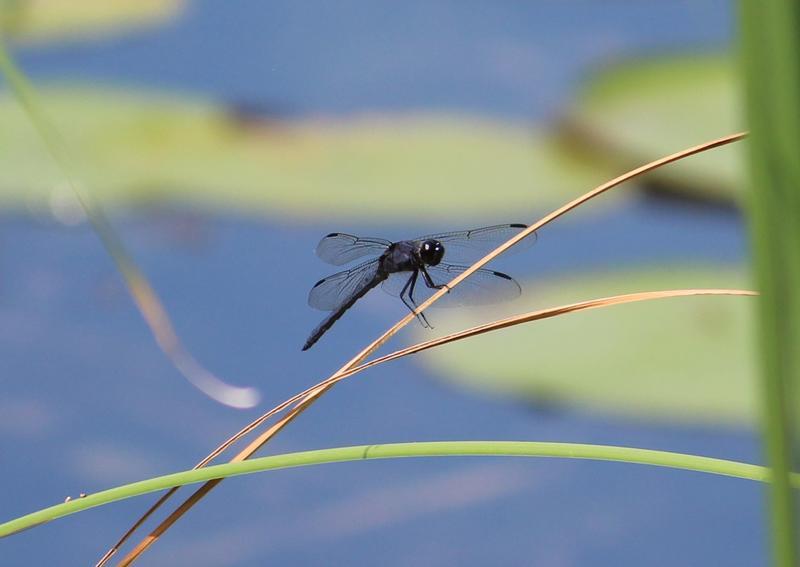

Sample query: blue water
[1,199,762,566]
[15,0,731,120]
[2,2,764,566]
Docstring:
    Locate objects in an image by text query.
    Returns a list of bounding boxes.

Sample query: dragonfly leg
[408,270,434,328]
[401,271,432,329]
[421,265,451,293]
[398,272,418,320]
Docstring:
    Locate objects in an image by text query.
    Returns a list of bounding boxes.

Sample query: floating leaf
[0,85,607,220]
[563,56,744,205]
[419,267,757,425]
[0,0,183,42]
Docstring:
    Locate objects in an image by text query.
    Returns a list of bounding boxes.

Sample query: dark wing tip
[491,270,523,295]
[510,223,527,229]
[324,232,342,238]
[311,277,327,288]
[490,270,514,280]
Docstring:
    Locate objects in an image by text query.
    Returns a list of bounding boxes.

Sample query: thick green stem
[741,1,800,564]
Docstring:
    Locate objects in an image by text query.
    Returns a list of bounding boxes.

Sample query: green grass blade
[741,1,800,565]
[0,440,778,538]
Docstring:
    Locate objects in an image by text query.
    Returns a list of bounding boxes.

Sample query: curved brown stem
[105,131,749,565]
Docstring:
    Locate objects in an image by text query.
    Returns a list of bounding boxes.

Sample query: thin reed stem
[1,441,787,538]
[0,42,258,409]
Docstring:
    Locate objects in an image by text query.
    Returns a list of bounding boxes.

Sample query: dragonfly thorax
[381,239,444,273]
[419,239,444,266]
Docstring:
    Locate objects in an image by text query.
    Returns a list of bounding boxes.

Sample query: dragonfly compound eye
[420,239,445,266]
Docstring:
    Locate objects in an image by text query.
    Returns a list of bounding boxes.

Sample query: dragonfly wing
[315,233,391,266]
[381,272,413,297]
[308,259,381,311]
[415,223,535,264]
[416,263,522,308]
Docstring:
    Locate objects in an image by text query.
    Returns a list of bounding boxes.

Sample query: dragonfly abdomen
[301,272,388,350]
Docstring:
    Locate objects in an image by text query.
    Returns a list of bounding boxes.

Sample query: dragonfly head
[419,239,445,266]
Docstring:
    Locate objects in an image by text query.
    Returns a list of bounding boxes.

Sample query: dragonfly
[302,223,533,350]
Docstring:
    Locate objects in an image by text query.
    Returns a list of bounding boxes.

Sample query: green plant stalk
[0,441,784,538]
[741,1,800,565]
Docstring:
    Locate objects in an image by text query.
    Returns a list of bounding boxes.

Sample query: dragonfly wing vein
[414,223,534,264]
[308,259,382,311]
[315,233,391,265]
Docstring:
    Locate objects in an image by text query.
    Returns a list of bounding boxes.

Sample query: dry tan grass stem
[108,131,748,566]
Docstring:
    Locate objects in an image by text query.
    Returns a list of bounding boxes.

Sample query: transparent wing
[315,233,391,266]
[414,223,535,264]
[308,259,381,311]
[380,273,415,299]
[381,263,521,308]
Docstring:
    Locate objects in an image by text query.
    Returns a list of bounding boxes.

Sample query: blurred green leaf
[419,266,756,425]
[0,0,182,42]
[742,0,800,563]
[0,85,607,221]
[563,55,744,205]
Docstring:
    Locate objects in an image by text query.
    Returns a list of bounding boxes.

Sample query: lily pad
[418,267,757,426]
[0,0,183,42]
[0,85,608,221]
[562,55,745,205]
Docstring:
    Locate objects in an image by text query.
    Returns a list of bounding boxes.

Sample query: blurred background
[1,1,760,565]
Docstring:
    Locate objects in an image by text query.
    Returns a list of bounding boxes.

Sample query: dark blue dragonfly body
[302,223,532,350]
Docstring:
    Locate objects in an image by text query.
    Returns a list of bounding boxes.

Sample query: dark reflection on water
[0,197,763,566]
